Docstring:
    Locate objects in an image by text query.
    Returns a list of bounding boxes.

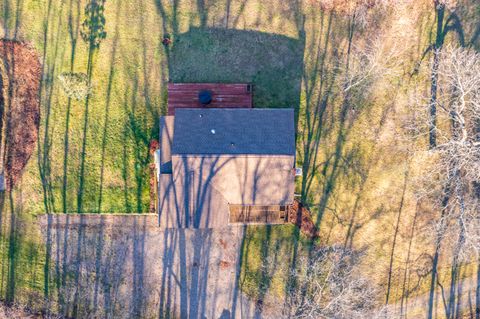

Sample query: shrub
[58,72,91,100]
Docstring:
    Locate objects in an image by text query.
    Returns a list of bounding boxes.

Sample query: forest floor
[388,275,478,319]
[0,301,46,319]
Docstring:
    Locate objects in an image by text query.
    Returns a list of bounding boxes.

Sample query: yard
[4,0,305,215]
[1,0,478,317]
[0,0,313,312]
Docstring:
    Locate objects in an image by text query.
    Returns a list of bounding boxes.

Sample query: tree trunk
[429,4,445,149]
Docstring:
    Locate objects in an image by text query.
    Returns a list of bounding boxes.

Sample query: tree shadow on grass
[169,27,304,113]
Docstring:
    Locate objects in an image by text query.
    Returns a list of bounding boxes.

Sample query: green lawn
[0,0,311,308]
[170,27,304,109]
[239,224,317,303]
[1,0,307,215]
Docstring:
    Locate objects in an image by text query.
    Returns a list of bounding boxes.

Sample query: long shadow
[159,151,264,317]
[55,213,69,315]
[95,1,121,213]
[37,0,66,217]
[61,0,80,214]
[164,27,304,314]
[0,182,45,311]
[131,217,147,317]
[313,12,360,229]
[92,215,105,311]
[121,107,132,213]
[47,214,137,318]
[230,225,247,317]
[76,48,94,213]
[6,191,16,304]
[44,210,52,313]
[77,0,108,213]
[0,191,5,297]
[343,101,393,250]
[2,2,59,308]
[183,157,229,317]
[158,229,179,318]
[1,0,22,39]
[299,9,336,203]
[121,74,153,213]
[154,0,181,44]
[253,225,279,317]
[40,164,277,318]
[119,0,161,215]
[30,4,336,318]
[71,214,86,317]
[283,6,396,316]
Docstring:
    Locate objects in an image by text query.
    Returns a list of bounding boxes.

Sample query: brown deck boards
[168,83,253,115]
[229,205,288,224]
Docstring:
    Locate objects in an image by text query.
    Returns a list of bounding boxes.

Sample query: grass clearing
[240,224,315,303]
[170,27,304,109]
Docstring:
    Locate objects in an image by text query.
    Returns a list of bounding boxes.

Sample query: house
[157,85,296,228]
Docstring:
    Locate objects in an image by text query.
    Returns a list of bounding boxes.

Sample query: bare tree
[421,0,465,149]
[281,246,387,319]
[411,46,480,319]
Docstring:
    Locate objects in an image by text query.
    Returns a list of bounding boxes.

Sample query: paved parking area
[39,214,257,318]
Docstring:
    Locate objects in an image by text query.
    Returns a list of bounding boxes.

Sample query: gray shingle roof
[172,108,295,155]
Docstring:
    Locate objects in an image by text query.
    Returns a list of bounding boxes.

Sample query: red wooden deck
[167,83,253,115]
